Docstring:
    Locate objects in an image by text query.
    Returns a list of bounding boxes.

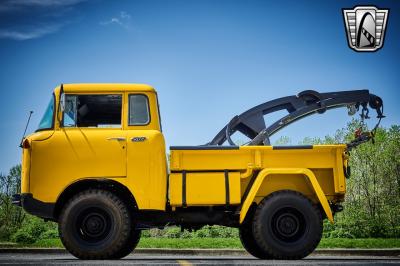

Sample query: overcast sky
[0,0,399,174]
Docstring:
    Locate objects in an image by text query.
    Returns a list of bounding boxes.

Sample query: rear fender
[239,168,333,224]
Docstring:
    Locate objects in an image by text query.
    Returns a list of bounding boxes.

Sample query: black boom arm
[208,90,384,146]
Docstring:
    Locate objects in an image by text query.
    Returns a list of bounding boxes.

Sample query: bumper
[12,193,55,220]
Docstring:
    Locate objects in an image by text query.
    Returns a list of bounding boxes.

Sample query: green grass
[318,238,400,249]
[29,238,63,248]
[0,242,18,248]
[3,237,399,249]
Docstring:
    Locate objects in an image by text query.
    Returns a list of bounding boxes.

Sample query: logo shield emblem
[343,6,389,52]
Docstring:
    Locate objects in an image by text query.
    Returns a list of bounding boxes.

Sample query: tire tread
[252,190,323,260]
[59,189,133,259]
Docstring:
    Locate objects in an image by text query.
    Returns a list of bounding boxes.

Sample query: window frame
[127,93,151,126]
[61,93,124,129]
[36,93,56,132]
[155,92,163,132]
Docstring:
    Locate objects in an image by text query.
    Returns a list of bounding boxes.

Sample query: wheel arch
[239,168,333,224]
[54,178,138,220]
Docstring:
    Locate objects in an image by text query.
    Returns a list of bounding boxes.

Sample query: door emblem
[131,137,146,142]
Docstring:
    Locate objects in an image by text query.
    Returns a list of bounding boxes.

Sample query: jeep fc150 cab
[14,84,384,259]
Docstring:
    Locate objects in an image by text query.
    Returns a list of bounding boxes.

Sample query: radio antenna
[19,111,33,148]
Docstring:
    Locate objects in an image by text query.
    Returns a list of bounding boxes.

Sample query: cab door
[61,93,127,178]
[30,93,127,202]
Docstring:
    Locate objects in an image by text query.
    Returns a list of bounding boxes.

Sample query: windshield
[37,95,55,131]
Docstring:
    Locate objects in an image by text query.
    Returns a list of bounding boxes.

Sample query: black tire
[252,190,323,260]
[239,222,270,259]
[110,229,141,259]
[59,189,133,259]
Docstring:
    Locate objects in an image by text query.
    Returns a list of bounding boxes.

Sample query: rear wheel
[239,222,270,259]
[252,190,323,259]
[59,189,133,259]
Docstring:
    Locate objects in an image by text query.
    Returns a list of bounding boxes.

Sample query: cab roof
[56,83,155,93]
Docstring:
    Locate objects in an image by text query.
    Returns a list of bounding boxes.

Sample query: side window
[63,95,122,128]
[129,94,150,125]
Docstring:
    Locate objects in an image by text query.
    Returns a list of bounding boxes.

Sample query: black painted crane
[208,90,384,147]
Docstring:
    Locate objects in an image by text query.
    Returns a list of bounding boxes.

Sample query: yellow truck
[13,84,384,259]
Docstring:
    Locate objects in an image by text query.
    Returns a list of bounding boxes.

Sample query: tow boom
[208,90,384,146]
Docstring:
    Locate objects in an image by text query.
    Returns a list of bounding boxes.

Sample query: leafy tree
[301,121,400,238]
[342,125,400,237]
[0,165,25,240]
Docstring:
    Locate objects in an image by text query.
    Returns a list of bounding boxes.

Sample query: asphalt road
[0,253,399,266]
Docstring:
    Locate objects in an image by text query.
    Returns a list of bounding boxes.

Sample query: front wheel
[110,229,141,259]
[59,189,134,259]
[252,190,323,259]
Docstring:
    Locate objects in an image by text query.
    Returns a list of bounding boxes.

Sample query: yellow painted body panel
[170,145,347,223]
[169,172,241,206]
[126,130,167,209]
[21,83,348,225]
[21,148,30,194]
[170,145,347,194]
[239,168,333,224]
[62,83,155,93]
[30,128,128,202]
[22,84,167,210]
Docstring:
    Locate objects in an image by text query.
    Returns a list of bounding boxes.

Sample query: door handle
[107,137,126,141]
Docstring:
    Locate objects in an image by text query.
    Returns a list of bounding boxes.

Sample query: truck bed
[168,145,347,207]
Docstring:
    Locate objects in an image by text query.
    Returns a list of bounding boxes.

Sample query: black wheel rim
[271,207,306,243]
[75,207,112,243]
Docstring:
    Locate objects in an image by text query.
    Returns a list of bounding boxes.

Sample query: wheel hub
[76,207,112,243]
[276,213,299,237]
[271,207,306,242]
[82,213,107,237]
